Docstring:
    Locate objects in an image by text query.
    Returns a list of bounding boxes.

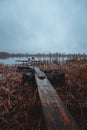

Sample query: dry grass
[0,65,46,130]
[0,60,87,130]
[40,60,87,130]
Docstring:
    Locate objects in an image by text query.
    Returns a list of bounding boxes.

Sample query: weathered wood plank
[34,67,46,79]
[35,67,81,130]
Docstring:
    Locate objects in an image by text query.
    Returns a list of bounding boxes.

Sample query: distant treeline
[0,52,29,59]
[0,52,10,59]
[0,52,87,60]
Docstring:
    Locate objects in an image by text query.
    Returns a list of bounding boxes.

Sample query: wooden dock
[34,67,80,130]
[17,64,81,130]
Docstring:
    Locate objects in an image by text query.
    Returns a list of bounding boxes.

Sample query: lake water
[0,57,28,65]
[0,56,67,65]
[0,57,49,65]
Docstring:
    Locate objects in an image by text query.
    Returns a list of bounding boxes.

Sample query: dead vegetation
[0,60,87,130]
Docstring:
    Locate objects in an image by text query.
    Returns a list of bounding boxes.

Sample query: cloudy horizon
[0,0,87,54]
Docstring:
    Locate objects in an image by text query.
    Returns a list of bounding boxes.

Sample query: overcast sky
[0,0,87,54]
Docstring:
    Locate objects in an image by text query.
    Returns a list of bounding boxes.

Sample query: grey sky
[0,0,87,54]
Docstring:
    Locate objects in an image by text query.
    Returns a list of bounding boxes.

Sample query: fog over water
[0,0,87,54]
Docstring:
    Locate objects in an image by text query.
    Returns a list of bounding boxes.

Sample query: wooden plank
[34,67,46,79]
[35,67,81,130]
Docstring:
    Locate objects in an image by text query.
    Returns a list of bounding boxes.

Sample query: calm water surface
[0,57,66,65]
[0,57,28,65]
